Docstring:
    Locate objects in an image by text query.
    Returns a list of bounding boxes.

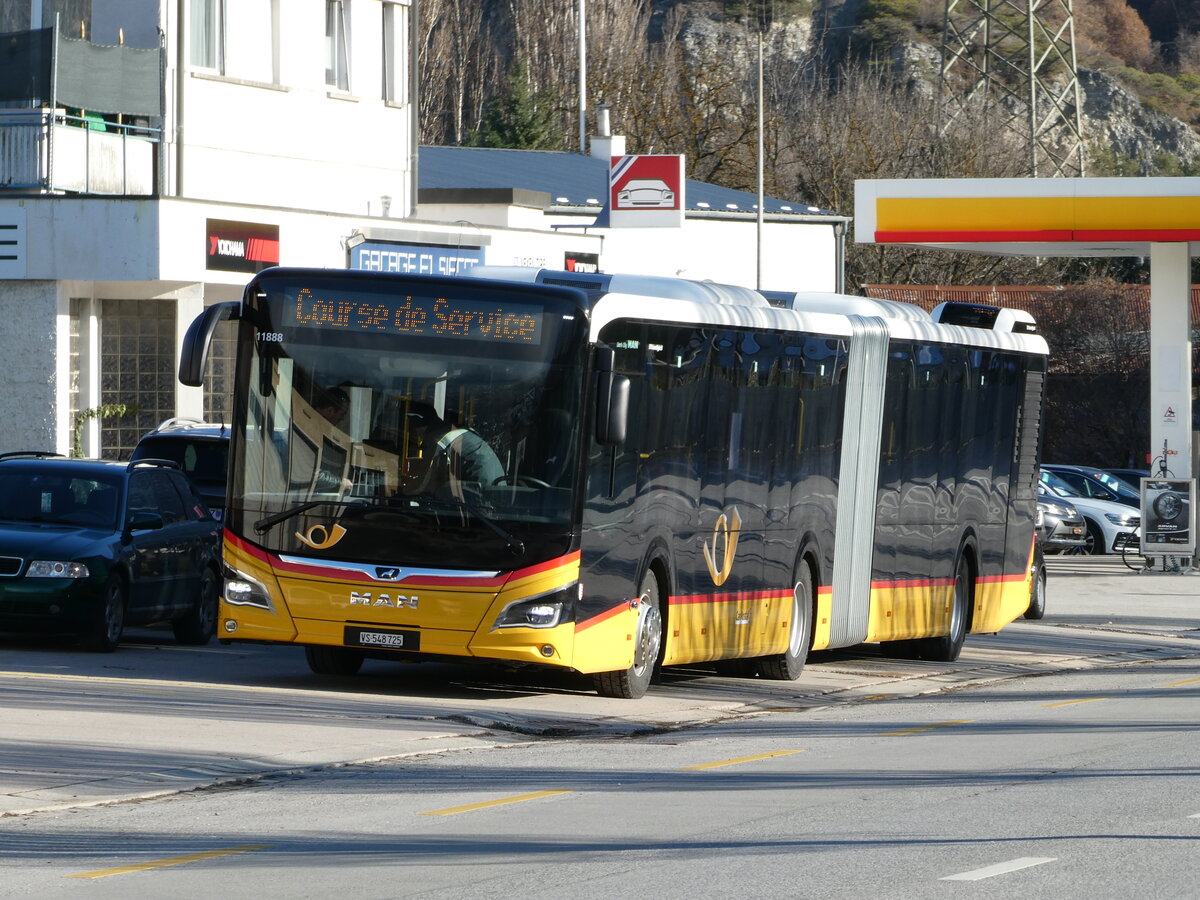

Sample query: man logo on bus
[703,507,742,586]
[295,523,347,550]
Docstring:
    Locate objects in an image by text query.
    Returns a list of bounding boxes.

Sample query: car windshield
[135,435,228,489]
[0,467,122,529]
[1040,469,1083,499]
[1092,470,1139,498]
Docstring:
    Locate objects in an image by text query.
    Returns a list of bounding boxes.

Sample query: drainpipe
[834,220,846,294]
[174,0,185,196]
[409,0,420,217]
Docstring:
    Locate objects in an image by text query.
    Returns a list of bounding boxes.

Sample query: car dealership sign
[608,155,685,228]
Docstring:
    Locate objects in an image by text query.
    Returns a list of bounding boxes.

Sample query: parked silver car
[1036,487,1087,554]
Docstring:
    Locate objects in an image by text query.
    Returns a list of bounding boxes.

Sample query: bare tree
[1037,282,1152,466]
[419,0,498,144]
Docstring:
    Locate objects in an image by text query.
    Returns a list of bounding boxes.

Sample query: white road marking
[941,857,1057,881]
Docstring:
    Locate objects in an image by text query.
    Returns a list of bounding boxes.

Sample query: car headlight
[1046,503,1074,518]
[27,560,89,578]
[1105,512,1140,527]
[222,564,273,610]
[492,583,580,630]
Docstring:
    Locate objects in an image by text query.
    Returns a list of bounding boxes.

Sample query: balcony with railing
[0,26,162,196]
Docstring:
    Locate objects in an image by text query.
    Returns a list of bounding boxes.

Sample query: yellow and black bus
[179,266,1047,698]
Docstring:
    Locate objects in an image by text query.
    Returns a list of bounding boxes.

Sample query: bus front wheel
[594,571,663,699]
[305,645,365,676]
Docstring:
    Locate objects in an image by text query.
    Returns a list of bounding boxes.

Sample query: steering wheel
[492,475,551,488]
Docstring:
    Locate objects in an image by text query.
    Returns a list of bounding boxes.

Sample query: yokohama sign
[206,219,280,273]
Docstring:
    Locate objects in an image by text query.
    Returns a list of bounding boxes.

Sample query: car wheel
[84,576,126,653]
[305,645,365,676]
[594,570,663,699]
[1083,518,1105,555]
[1024,550,1047,620]
[173,567,218,645]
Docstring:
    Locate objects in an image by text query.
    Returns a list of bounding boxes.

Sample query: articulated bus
[179,266,1047,698]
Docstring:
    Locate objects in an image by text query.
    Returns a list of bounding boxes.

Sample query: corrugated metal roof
[418,146,840,217]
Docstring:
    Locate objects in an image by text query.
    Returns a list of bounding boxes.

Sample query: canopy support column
[1149,243,1193,480]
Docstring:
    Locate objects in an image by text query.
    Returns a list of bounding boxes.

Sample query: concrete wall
[0,280,63,453]
[594,217,840,292]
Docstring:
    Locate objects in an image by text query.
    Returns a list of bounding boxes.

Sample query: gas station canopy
[854,178,1197,553]
[855,177,1200,258]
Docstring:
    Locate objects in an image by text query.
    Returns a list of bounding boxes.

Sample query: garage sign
[608,155,685,228]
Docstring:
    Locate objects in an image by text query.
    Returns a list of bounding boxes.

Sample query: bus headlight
[492,583,579,630]
[223,564,274,610]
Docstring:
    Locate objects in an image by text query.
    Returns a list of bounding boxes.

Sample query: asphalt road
[2,619,1198,898]
[0,555,1196,821]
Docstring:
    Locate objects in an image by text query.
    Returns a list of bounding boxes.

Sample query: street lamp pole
[578,0,588,154]
[756,27,764,290]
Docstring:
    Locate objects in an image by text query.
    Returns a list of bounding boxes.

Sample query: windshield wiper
[254,498,362,534]
[405,493,525,556]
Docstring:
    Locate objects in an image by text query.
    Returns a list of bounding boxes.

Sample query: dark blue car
[0,453,221,652]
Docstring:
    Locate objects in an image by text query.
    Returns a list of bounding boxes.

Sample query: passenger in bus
[404,402,504,492]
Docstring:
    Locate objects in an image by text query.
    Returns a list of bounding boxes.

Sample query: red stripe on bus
[576,601,633,632]
[977,572,1026,584]
[510,551,581,581]
[226,532,577,588]
[869,577,956,590]
[670,590,790,606]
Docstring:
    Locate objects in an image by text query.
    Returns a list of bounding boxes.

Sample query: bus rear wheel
[305,645,365,676]
[1024,547,1047,620]
[913,555,971,662]
[594,571,662,699]
[757,563,813,680]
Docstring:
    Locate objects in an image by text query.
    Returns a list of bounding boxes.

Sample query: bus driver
[404,402,504,493]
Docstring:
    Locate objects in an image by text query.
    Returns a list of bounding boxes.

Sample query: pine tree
[468,57,564,150]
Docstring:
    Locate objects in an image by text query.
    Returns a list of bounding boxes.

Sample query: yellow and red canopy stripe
[873,194,1200,244]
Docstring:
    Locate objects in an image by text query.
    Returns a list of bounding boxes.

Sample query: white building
[0,0,845,458]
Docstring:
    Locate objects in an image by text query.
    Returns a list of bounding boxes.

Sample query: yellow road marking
[1040,697,1107,708]
[420,790,571,816]
[883,720,973,736]
[1162,677,1200,687]
[681,750,803,771]
[68,844,270,879]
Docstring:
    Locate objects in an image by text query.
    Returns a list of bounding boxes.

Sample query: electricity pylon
[940,0,1086,176]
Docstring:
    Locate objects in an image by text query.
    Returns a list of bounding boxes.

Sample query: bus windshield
[228,273,588,570]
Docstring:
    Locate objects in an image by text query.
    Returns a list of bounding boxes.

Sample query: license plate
[344,626,420,651]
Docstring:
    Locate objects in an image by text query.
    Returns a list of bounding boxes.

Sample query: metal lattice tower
[940,0,1086,177]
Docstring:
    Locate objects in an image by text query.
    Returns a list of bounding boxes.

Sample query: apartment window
[326,0,351,91]
[226,0,277,83]
[382,2,408,104]
[190,0,223,70]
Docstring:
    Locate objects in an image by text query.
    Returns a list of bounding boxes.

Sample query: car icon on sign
[616,179,676,208]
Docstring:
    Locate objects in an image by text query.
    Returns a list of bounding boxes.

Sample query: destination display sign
[283,287,544,345]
